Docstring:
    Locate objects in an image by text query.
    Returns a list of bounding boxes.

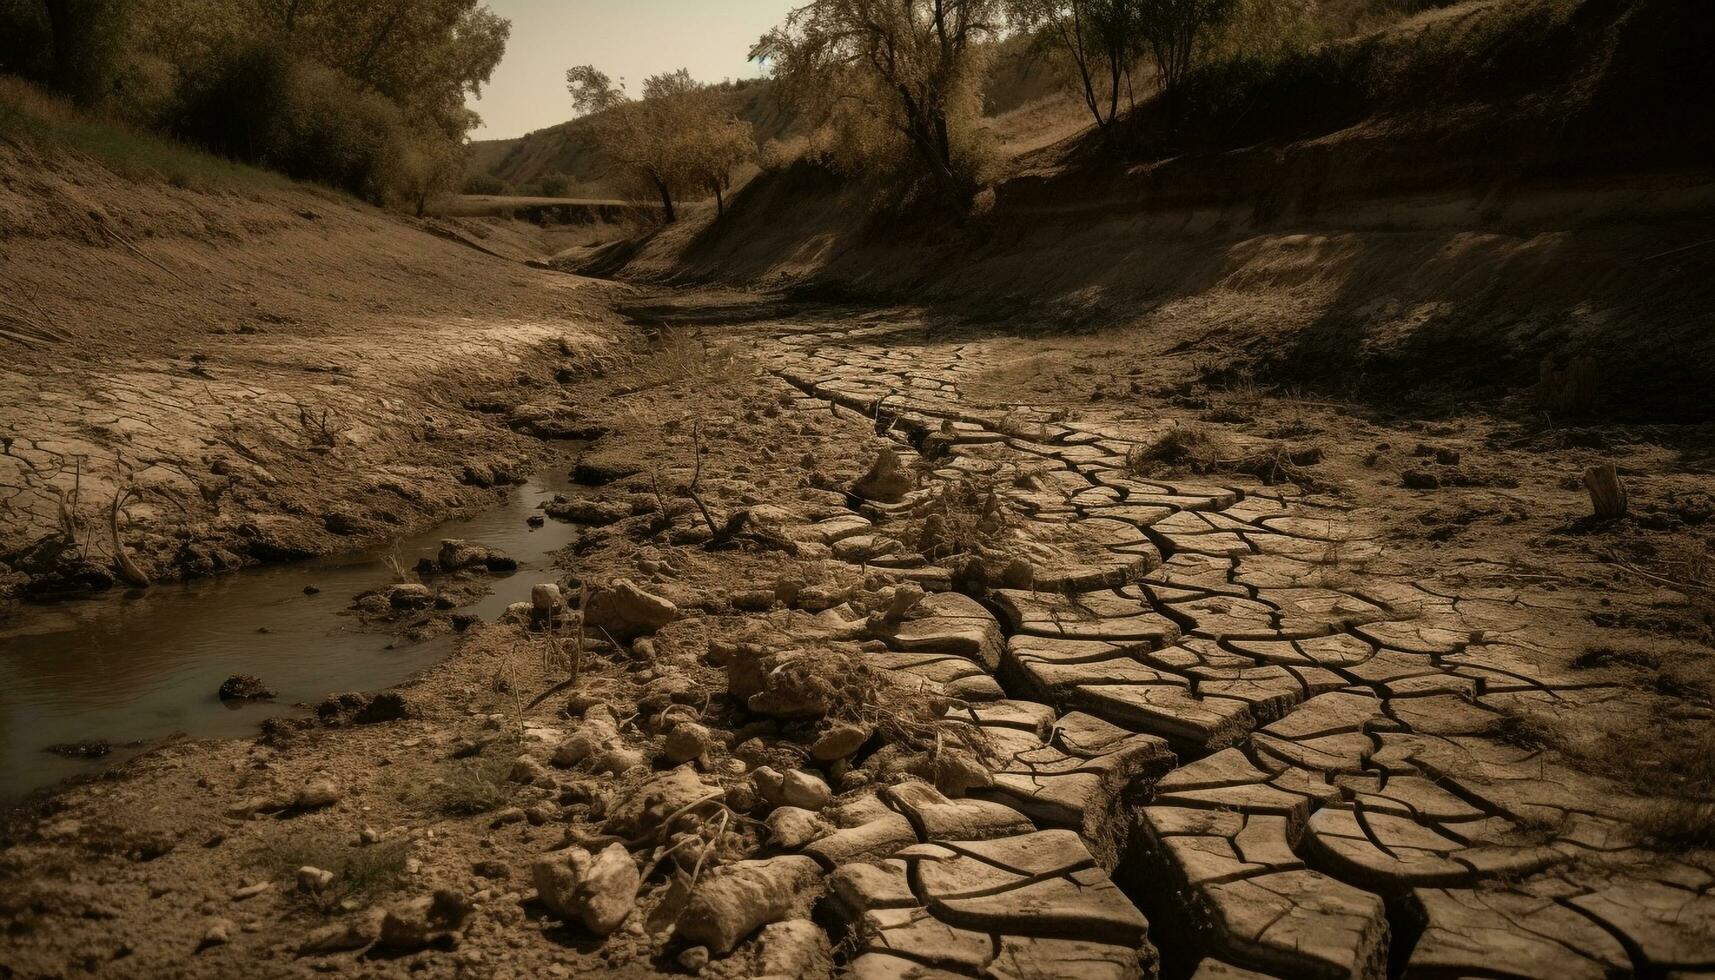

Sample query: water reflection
[0,464,580,803]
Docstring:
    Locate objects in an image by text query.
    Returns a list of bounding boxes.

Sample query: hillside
[466,40,1076,196]
[577,0,1715,423]
[0,83,618,598]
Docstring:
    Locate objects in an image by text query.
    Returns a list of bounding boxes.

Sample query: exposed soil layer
[3,292,1710,979]
[0,140,619,603]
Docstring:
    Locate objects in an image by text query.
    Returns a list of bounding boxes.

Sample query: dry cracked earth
[2,301,1712,980]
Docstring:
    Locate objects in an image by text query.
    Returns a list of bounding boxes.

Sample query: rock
[664,722,713,764]
[472,859,510,880]
[756,919,833,978]
[297,866,336,892]
[437,539,516,573]
[852,447,913,503]
[593,747,647,775]
[232,882,272,900]
[755,767,834,812]
[511,755,553,786]
[353,691,410,724]
[386,583,433,609]
[218,673,276,701]
[532,843,640,936]
[544,497,631,525]
[301,909,385,954]
[676,855,825,954]
[605,766,718,838]
[1402,469,1441,490]
[501,601,533,625]
[678,946,710,973]
[198,917,234,951]
[765,807,831,849]
[811,722,871,761]
[379,889,472,950]
[294,779,340,810]
[583,578,676,641]
[531,583,563,615]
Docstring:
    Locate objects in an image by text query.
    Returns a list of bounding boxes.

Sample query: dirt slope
[0,136,620,602]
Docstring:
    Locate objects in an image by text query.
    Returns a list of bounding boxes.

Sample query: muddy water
[0,464,583,804]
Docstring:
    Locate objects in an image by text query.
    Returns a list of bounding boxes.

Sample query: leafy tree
[1012,0,1148,134]
[1139,0,1237,99]
[753,0,1005,212]
[566,66,754,222]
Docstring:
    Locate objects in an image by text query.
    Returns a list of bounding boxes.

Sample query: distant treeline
[0,0,508,209]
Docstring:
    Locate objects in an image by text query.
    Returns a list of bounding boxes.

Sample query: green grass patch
[0,75,295,193]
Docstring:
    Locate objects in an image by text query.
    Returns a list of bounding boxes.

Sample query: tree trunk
[1582,464,1628,520]
[655,178,676,223]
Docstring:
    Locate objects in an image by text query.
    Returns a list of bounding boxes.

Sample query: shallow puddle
[0,464,583,803]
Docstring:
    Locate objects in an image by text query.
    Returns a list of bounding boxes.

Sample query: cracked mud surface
[2,294,1712,979]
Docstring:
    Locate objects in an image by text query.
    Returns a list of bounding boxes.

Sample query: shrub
[170,42,421,205]
[462,173,508,195]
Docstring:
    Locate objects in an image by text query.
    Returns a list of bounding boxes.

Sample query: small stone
[583,578,676,641]
[218,674,275,701]
[294,779,340,810]
[232,881,272,901]
[490,807,527,828]
[379,889,472,951]
[199,918,235,950]
[297,866,336,892]
[532,843,640,936]
[663,722,713,764]
[593,747,647,775]
[811,722,871,761]
[303,584,321,595]
[756,768,833,812]
[531,583,563,615]
[852,447,913,503]
[765,807,831,849]
[677,946,710,973]
[676,856,824,954]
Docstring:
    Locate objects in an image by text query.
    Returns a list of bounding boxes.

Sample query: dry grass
[1124,422,1327,487]
[247,831,410,911]
[387,738,520,816]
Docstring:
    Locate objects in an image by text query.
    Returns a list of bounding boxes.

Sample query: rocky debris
[436,538,517,573]
[217,673,276,701]
[43,740,114,759]
[301,909,385,954]
[852,447,913,503]
[316,690,411,725]
[379,889,473,951]
[293,778,340,810]
[551,707,624,769]
[604,766,719,839]
[754,767,834,812]
[297,866,336,892]
[677,946,711,973]
[386,583,434,609]
[532,843,640,936]
[676,855,825,954]
[583,578,675,641]
[505,402,603,440]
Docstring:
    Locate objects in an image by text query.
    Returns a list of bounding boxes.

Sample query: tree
[1012,0,1147,134]
[1138,0,1236,100]
[753,0,1005,212]
[566,66,754,222]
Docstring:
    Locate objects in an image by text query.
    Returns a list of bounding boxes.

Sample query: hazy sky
[464,0,798,141]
